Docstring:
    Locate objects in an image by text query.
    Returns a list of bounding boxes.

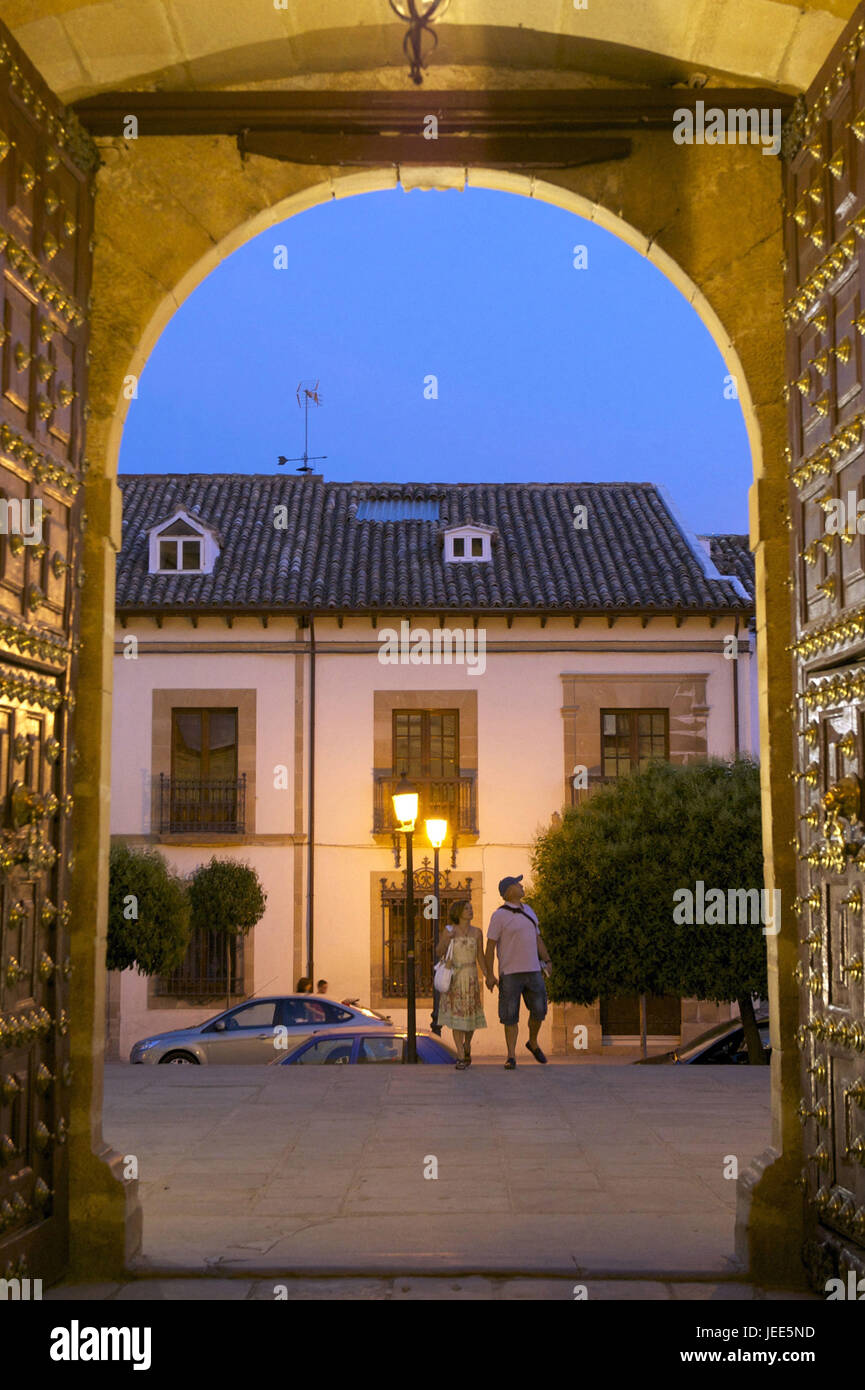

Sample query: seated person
[290,999,327,1024]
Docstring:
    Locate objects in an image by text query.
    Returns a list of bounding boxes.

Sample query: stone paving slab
[194,1213,743,1274]
[44,1277,820,1301]
[103,1063,774,1277]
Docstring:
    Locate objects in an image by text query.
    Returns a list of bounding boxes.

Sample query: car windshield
[673,1014,769,1061]
[674,1025,739,1061]
[353,1005,391,1021]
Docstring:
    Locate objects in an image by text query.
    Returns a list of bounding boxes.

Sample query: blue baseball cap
[498,874,523,898]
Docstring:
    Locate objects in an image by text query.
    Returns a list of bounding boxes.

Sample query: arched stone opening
[74,142,799,1282]
[9,1,846,102]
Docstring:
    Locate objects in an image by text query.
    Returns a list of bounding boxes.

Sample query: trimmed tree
[669,758,769,1064]
[107,842,191,974]
[532,760,688,1055]
[531,758,768,1061]
[188,857,267,1010]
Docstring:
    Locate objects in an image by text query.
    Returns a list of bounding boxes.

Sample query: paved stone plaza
[46,1276,816,1300]
[88,1059,797,1286]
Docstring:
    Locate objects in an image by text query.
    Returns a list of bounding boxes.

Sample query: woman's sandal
[455,1058,468,1070]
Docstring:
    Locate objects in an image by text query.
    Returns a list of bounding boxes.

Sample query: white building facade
[110,476,758,1058]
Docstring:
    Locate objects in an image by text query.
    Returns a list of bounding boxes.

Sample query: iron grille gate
[783,2,865,1290]
[154,928,245,1000]
[380,861,473,998]
[0,21,94,1286]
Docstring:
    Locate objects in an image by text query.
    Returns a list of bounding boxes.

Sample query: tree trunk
[738,995,767,1064]
[226,934,231,1015]
[639,992,648,1059]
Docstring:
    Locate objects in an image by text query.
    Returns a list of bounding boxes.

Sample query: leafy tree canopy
[188,857,267,937]
[531,758,767,1006]
[107,842,191,975]
[670,759,768,1002]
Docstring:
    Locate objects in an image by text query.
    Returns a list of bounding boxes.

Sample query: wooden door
[0,22,95,1286]
[600,994,681,1036]
[784,2,865,1289]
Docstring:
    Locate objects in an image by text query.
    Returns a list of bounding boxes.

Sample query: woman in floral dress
[436,900,494,1069]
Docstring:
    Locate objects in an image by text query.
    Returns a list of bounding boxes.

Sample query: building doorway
[601,994,681,1040]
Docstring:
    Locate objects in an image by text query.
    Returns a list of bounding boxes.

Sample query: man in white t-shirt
[484,875,552,1069]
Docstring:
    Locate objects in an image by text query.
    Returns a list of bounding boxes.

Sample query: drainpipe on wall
[732,614,740,757]
[306,614,316,982]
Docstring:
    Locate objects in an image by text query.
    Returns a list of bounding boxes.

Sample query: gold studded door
[784,3,865,1292]
[0,21,95,1285]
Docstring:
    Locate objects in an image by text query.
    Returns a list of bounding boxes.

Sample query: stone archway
[7,1,847,101]
[72,135,798,1280]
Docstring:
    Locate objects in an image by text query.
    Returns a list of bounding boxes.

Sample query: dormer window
[148,510,218,575]
[159,522,201,572]
[443,524,494,563]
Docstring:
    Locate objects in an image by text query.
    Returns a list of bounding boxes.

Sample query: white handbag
[433,938,454,993]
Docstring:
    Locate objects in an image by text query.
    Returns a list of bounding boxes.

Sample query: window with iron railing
[154,925,245,999]
[380,866,473,998]
[373,708,478,834]
[158,773,246,833]
[161,708,244,832]
[373,773,477,834]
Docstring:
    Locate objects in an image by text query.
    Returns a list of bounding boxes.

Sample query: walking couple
[433,874,552,1069]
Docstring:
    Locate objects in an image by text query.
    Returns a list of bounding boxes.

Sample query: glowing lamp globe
[392,774,419,829]
[425,818,448,849]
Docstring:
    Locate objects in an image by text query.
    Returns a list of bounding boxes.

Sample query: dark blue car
[271,1027,456,1065]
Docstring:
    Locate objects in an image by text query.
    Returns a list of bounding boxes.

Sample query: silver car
[129,995,392,1065]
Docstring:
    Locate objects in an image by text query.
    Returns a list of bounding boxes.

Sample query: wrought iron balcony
[158,774,247,834]
[373,773,478,835]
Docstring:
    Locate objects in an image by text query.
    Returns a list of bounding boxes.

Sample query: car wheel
[158,1051,200,1065]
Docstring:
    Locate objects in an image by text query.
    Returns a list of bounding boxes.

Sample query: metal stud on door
[0,19,96,1286]
[784,3,865,1291]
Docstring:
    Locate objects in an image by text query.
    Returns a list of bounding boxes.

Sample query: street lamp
[392,773,420,1062]
[425,817,448,1033]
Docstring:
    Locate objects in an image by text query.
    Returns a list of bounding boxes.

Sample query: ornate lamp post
[425,817,448,1030]
[392,773,420,1062]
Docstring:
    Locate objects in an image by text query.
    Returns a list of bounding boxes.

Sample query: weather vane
[278,380,327,474]
[388,0,450,86]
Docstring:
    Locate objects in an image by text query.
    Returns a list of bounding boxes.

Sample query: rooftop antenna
[278,380,327,474]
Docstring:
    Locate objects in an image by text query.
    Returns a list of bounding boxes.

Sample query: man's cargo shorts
[498,970,548,1026]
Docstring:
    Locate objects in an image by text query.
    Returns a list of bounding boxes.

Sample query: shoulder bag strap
[503,904,537,924]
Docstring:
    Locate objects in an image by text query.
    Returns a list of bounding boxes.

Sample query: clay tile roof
[115,475,754,617]
[697,533,755,602]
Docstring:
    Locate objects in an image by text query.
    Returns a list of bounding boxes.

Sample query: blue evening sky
[120,186,750,535]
